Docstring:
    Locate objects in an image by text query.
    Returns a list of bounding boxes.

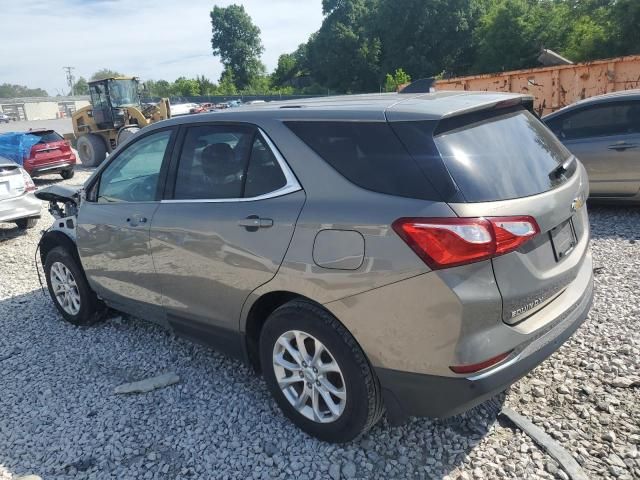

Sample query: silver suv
[36,92,594,442]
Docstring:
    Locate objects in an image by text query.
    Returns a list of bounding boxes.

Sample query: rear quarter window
[284,121,440,200]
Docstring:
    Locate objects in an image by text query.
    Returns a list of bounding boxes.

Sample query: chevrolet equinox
[36,92,594,443]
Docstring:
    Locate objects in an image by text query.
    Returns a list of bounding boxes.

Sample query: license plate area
[550,218,577,262]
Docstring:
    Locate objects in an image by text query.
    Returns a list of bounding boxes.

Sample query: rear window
[396,109,573,203]
[27,130,64,144]
[284,121,440,200]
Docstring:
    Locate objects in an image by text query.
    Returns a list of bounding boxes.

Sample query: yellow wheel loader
[72,77,170,166]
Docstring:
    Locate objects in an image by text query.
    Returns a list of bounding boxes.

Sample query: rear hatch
[391,103,589,324]
[26,130,73,163]
[0,160,26,201]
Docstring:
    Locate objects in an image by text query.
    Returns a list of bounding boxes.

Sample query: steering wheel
[126,175,157,202]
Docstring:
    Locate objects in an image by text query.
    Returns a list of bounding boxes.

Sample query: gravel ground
[0,171,638,479]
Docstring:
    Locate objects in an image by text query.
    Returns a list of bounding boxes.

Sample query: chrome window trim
[162,127,301,204]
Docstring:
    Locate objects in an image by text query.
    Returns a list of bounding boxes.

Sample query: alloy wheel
[50,262,81,315]
[272,330,346,423]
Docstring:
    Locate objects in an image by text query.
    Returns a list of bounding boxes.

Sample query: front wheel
[44,247,103,325]
[61,168,74,180]
[76,134,107,167]
[260,300,384,442]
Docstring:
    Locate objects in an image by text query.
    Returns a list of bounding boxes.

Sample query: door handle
[238,215,273,231]
[608,142,637,151]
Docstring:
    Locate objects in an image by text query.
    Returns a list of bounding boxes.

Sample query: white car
[0,157,40,229]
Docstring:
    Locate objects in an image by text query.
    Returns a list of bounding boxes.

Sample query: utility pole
[63,66,75,96]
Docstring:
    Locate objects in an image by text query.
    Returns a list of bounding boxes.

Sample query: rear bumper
[25,157,76,177]
[0,192,41,223]
[376,267,594,423]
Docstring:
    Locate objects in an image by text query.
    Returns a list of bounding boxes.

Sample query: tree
[171,77,201,97]
[0,83,48,98]
[307,0,382,93]
[210,4,265,89]
[196,75,217,95]
[376,0,478,79]
[217,70,238,95]
[384,68,411,92]
[71,77,89,95]
[90,69,125,81]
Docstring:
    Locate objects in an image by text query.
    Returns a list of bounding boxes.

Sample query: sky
[0,0,324,96]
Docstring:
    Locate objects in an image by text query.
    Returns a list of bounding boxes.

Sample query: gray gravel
[0,171,638,479]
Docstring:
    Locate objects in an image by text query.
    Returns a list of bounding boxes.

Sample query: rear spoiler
[439,95,535,120]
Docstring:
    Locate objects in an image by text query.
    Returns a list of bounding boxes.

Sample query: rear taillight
[20,168,36,192]
[392,216,539,269]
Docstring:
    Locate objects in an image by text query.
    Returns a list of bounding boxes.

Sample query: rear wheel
[44,247,103,325]
[15,217,38,229]
[60,168,74,180]
[76,134,107,167]
[260,300,384,442]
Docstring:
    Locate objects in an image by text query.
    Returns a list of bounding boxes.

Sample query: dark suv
[36,92,593,442]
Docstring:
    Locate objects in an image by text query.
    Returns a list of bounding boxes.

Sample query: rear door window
[284,121,440,200]
[244,136,287,198]
[395,109,574,202]
[547,101,640,140]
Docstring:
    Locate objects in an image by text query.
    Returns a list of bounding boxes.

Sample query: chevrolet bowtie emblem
[571,195,585,212]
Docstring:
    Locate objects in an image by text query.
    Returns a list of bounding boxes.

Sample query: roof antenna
[399,78,436,94]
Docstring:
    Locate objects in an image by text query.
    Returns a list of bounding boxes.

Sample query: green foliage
[274,0,639,94]
[307,0,382,93]
[210,4,265,89]
[376,0,477,79]
[71,77,89,95]
[0,83,48,98]
[217,70,238,95]
[171,77,201,97]
[90,69,125,81]
[384,68,411,92]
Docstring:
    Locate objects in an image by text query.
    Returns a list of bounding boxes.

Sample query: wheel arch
[39,230,80,267]
[243,290,320,372]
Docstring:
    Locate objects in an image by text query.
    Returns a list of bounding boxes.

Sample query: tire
[259,300,384,442]
[76,134,107,167]
[60,168,75,180]
[44,246,103,326]
[15,217,38,229]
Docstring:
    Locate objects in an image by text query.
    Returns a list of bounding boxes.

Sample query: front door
[149,124,304,355]
[77,128,175,320]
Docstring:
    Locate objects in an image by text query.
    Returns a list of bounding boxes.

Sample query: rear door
[546,101,640,197]
[393,107,590,324]
[150,123,304,356]
[77,128,175,320]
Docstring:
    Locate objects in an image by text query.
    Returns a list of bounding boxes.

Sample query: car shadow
[0,223,29,241]
[0,287,504,479]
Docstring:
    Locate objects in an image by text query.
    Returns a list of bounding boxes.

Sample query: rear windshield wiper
[548,156,576,181]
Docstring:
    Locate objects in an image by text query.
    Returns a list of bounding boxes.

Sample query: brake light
[392,216,539,269]
[19,168,36,192]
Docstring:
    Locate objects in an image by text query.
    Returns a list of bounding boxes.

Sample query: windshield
[108,79,140,107]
